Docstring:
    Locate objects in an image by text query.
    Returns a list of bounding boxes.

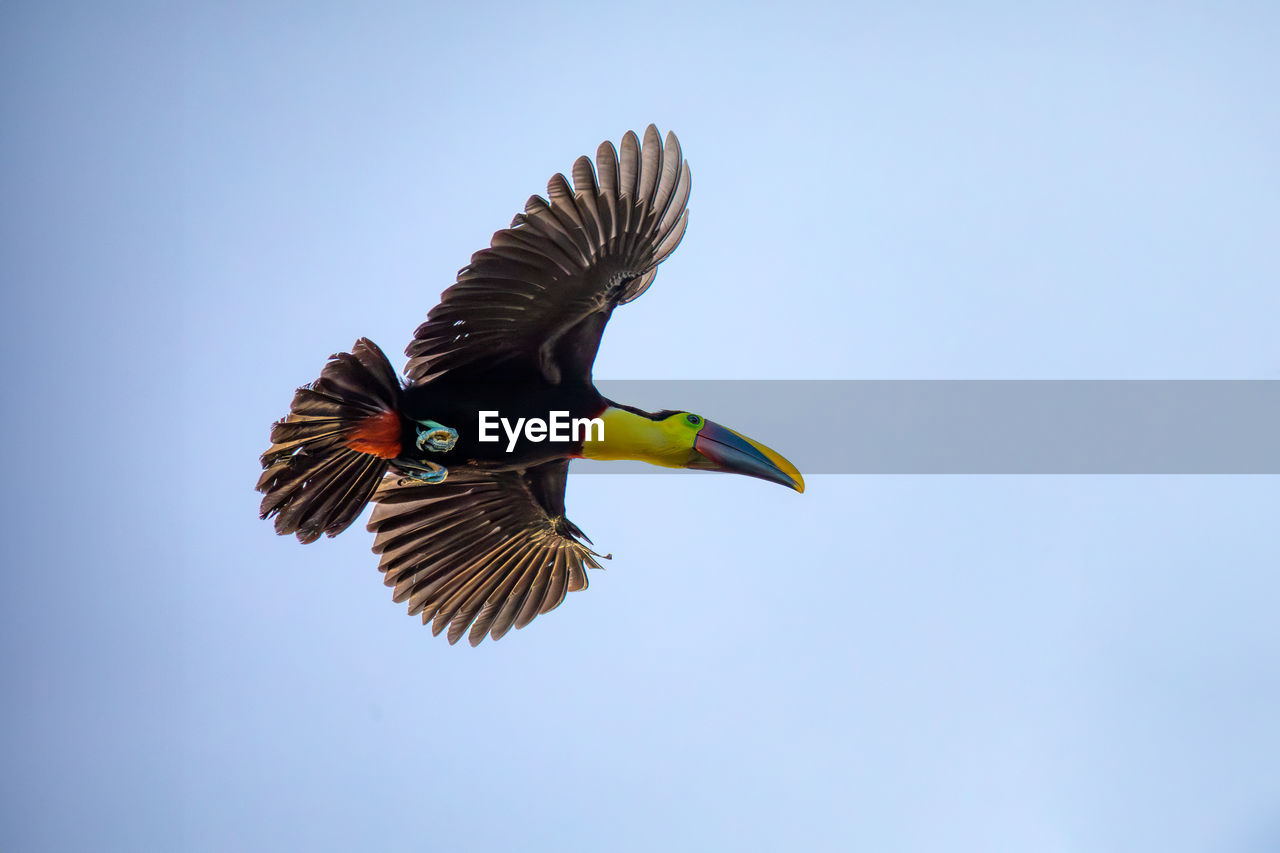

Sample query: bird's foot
[395,458,448,486]
[415,419,458,453]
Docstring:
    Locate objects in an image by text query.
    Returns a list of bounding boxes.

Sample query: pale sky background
[3,2,1279,851]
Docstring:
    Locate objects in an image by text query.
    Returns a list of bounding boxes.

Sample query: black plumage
[259,126,692,644]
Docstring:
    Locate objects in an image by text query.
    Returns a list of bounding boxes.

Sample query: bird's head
[581,405,804,492]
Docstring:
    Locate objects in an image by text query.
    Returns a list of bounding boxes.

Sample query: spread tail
[257,338,404,543]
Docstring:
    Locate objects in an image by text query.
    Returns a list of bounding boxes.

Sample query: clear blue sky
[3,2,1278,851]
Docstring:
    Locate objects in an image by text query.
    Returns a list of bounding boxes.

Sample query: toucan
[258,126,803,645]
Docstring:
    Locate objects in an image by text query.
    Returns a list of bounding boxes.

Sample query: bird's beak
[691,420,805,493]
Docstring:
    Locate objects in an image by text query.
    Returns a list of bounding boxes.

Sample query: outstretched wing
[367,461,608,646]
[406,125,691,385]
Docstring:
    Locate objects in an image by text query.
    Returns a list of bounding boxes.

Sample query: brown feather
[366,462,606,644]
[403,126,688,385]
[258,338,401,543]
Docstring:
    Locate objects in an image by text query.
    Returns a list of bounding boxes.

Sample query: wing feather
[368,461,606,645]
[468,544,544,645]
[571,155,604,249]
[595,141,619,246]
[490,544,545,641]
[405,126,691,384]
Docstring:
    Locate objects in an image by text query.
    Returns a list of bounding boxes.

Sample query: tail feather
[258,338,404,543]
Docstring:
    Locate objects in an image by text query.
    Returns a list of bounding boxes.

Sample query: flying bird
[258,126,803,645]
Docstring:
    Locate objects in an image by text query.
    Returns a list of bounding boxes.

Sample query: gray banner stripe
[584,381,1280,474]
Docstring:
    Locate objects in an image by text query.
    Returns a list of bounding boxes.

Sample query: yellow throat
[579,407,698,468]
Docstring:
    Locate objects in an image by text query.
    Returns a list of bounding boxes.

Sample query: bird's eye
[686,414,701,426]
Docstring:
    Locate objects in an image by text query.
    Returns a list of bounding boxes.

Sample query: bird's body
[258,126,802,645]
[398,378,604,471]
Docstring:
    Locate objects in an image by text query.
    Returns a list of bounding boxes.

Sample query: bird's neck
[580,406,691,469]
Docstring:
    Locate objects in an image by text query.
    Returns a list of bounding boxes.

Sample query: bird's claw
[415,419,458,453]
[396,458,448,486]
